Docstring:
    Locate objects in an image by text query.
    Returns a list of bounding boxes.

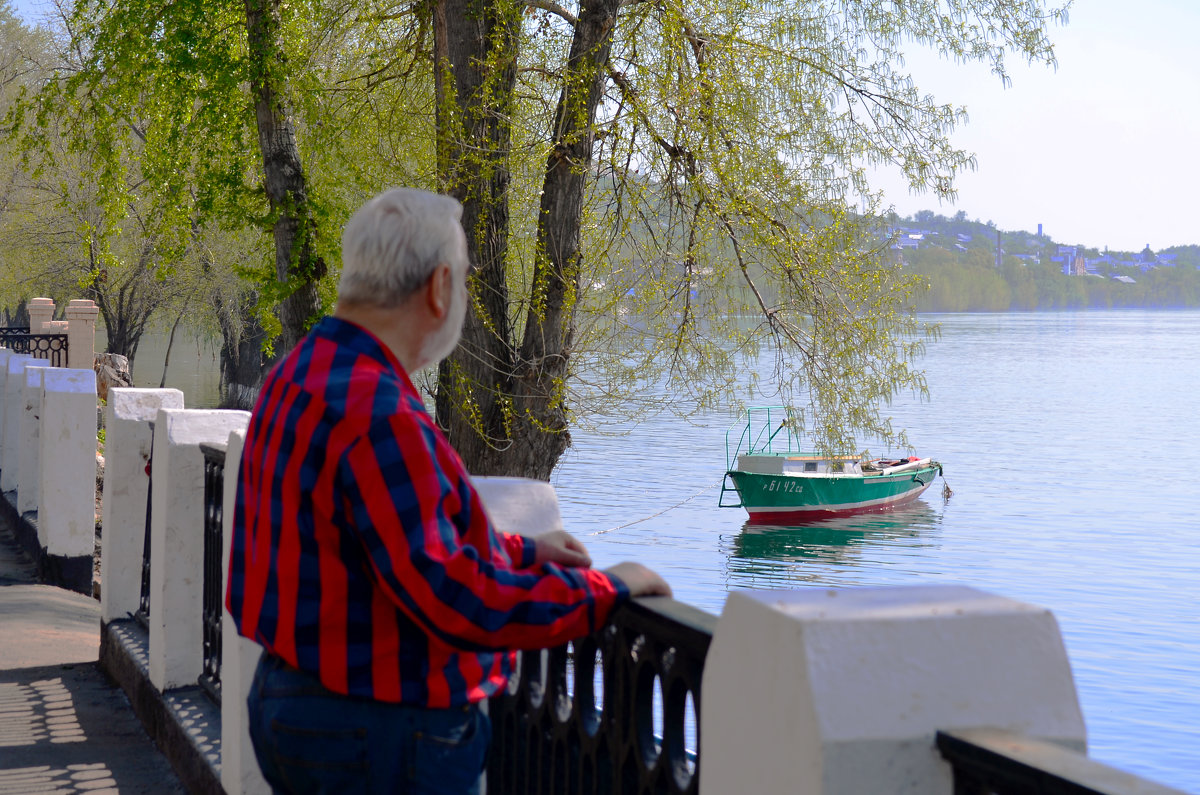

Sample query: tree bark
[434,0,620,479]
[512,0,621,478]
[433,0,522,475]
[216,292,271,410]
[244,0,326,357]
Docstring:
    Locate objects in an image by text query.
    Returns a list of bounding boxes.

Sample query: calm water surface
[131,311,1199,790]
[552,311,1200,792]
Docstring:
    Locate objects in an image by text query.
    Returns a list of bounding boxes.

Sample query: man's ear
[424,263,452,319]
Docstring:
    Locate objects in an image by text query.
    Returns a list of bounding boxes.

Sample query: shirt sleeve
[340,411,628,653]
[500,531,537,569]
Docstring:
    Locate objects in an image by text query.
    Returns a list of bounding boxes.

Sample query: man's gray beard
[421,320,461,367]
[421,286,466,368]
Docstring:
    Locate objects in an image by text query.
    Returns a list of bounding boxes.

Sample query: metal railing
[488,598,715,795]
[135,424,154,629]
[199,443,227,705]
[936,729,1189,795]
[0,326,69,367]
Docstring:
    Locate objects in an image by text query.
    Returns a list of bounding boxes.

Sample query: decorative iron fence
[199,443,226,705]
[0,327,68,367]
[936,729,1188,795]
[488,598,715,795]
[135,425,154,630]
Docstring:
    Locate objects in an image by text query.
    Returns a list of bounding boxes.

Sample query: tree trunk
[433,0,522,475]
[87,280,151,376]
[511,0,621,479]
[216,292,271,410]
[434,0,620,479]
[244,0,326,356]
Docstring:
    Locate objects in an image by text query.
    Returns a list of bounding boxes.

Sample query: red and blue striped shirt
[226,316,627,707]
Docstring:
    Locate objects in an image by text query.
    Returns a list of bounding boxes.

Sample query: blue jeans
[247,654,490,794]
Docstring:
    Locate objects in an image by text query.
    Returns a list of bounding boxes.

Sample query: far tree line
[892,212,1200,311]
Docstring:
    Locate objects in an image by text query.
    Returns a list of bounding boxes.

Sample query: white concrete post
[17,362,52,516]
[700,586,1087,795]
[472,476,564,539]
[220,428,269,795]
[38,369,99,562]
[148,407,249,691]
[0,348,12,483]
[27,297,55,334]
[2,353,36,495]
[64,299,99,372]
[100,388,185,623]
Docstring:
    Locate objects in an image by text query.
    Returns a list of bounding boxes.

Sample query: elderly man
[226,188,670,795]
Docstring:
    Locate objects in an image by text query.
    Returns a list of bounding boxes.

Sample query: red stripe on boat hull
[743,482,931,525]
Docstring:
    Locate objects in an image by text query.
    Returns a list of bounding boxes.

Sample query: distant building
[1057,246,1088,276]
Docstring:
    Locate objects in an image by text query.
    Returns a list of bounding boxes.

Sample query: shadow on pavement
[0,661,186,794]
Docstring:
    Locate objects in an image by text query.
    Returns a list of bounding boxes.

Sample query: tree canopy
[4,0,1070,473]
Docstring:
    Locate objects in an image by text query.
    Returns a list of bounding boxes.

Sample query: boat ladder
[718,472,743,508]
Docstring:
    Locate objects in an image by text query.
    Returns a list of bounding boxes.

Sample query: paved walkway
[0,519,186,794]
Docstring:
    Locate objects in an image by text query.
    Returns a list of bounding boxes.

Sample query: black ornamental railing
[135,424,154,629]
[936,729,1189,795]
[0,326,68,367]
[487,598,715,795]
[199,442,227,705]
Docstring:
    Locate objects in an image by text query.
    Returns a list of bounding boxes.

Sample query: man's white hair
[338,188,464,308]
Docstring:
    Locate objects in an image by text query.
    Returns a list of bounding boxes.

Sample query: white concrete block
[100,388,185,623]
[148,407,249,691]
[38,368,98,557]
[17,363,52,515]
[2,353,36,493]
[700,586,1086,795]
[472,476,564,539]
[220,427,269,795]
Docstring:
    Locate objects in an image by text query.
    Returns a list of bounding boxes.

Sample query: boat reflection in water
[721,504,942,590]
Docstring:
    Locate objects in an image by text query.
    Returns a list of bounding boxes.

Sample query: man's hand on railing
[532,532,673,598]
[604,562,672,598]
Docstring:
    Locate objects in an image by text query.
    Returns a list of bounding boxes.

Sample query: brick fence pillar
[65,299,99,371]
[28,297,55,334]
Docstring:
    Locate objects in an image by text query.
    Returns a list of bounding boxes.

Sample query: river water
[553,310,1200,792]
[133,310,1200,791]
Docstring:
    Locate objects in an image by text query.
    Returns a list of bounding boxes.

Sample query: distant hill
[887,212,1200,311]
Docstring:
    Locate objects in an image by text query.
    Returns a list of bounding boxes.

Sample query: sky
[7,0,1198,253]
[871,0,1200,252]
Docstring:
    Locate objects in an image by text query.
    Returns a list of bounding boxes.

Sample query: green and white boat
[719,406,943,524]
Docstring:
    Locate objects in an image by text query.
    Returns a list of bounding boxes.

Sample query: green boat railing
[723,406,804,469]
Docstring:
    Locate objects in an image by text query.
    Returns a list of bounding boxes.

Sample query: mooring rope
[587,479,723,536]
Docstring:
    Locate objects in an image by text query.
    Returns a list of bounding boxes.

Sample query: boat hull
[727,467,940,524]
